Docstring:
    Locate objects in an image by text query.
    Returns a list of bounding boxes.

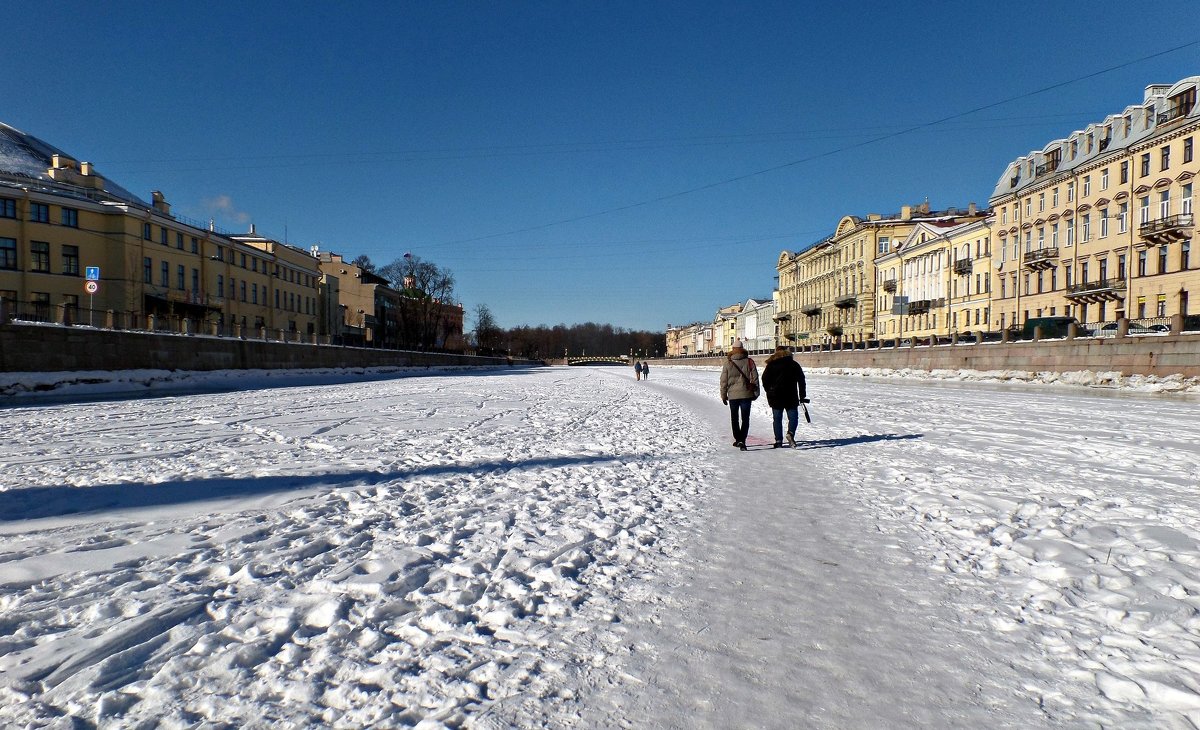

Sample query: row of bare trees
[352,254,458,350]
[471,304,664,359]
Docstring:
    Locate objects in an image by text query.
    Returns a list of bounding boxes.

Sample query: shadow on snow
[0,451,650,522]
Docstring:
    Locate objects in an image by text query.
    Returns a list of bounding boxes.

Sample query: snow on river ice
[0,364,1198,728]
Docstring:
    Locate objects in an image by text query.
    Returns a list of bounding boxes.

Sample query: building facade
[990,77,1199,330]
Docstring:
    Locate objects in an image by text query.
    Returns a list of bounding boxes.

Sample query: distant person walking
[641,361,649,380]
[761,345,807,448]
[634,361,643,380]
[719,340,759,451]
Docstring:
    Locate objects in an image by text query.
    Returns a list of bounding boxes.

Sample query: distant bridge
[566,356,629,366]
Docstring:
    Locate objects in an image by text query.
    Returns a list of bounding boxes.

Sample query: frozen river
[1,365,1198,728]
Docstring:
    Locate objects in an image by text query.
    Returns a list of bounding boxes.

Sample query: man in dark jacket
[761,346,807,448]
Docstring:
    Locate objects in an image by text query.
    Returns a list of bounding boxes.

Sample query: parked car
[1090,322,1156,336]
[1018,316,1078,339]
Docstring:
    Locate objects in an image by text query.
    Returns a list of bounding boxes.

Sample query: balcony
[1066,278,1127,304]
[882,279,897,292]
[907,299,931,315]
[802,305,821,317]
[953,259,972,275]
[1139,213,1194,245]
[1157,104,1193,127]
[835,295,856,309]
[1022,247,1059,271]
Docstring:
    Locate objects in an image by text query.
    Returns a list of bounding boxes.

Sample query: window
[1051,223,1059,247]
[1184,184,1193,215]
[218,275,225,298]
[191,237,199,254]
[215,246,224,262]
[1099,258,1108,281]
[1038,227,1045,249]
[1118,203,1128,233]
[1184,241,1191,270]
[1052,188,1059,208]
[1160,190,1171,219]
[1137,250,1147,276]
[1139,196,1150,224]
[143,223,152,240]
[1083,176,1091,197]
[240,281,247,302]
[1025,198,1032,216]
[192,268,199,294]
[1101,169,1109,190]
[160,227,168,245]
[1038,192,1045,212]
[1082,214,1091,242]
[1140,153,1151,178]
[1186,137,1194,164]
[31,241,49,272]
[176,232,184,250]
[1025,230,1033,252]
[161,261,169,287]
[1137,296,1146,318]
[1023,273,1031,295]
[1000,277,1007,298]
[30,203,49,223]
[62,245,79,275]
[1067,181,1074,203]
[1001,208,1007,224]
[1080,261,1090,284]
[1050,267,1057,290]
[1118,253,1127,280]
[0,237,16,269]
[143,257,152,283]
[251,283,258,305]
[1066,219,1074,246]
[1158,294,1168,317]
[1162,145,1171,171]
[177,264,185,290]
[60,207,78,227]
[240,253,247,268]
[0,198,15,218]
[1159,245,1168,274]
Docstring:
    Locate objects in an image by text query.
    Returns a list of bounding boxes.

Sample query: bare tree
[351,254,376,273]
[378,254,457,349]
[473,303,503,354]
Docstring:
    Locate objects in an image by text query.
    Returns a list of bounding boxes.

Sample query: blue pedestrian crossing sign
[85,266,100,281]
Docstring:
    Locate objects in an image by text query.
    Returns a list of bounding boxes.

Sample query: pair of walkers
[634,361,649,380]
[719,342,807,450]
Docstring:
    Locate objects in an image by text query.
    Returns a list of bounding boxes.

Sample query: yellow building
[874,216,994,342]
[1,122,331,338]
[990,77,1199,331]
[777,202,986,346]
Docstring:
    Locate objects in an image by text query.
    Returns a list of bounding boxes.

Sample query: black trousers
[728,398,752,443]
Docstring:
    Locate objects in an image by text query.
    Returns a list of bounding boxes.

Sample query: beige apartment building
[1,122,331,338]
[990,77,1199,330]
[777,203,986,346]
[874,216,994,341]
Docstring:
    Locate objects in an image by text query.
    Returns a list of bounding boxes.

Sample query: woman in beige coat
[719,340,759,450]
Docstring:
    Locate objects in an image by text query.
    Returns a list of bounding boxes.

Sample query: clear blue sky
[4,2,1197,332]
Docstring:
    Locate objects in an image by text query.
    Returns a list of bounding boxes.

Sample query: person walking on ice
[761,345,807,448]
[719,340,759,451]
[634,361,643,380]
[640,361,649,380]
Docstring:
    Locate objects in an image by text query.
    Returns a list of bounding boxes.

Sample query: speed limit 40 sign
[85,280,98,294]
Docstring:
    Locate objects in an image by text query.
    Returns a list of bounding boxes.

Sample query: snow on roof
[0,121,150,208]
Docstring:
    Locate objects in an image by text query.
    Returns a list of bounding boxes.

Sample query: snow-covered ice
[1,364,1198,728]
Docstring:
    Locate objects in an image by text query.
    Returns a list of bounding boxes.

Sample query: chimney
[968,202,977,215]
[151,190,171,216]
[900,205,912,221]
[867,213,881,221]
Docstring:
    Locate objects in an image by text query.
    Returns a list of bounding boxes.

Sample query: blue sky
[4,2,1197,332]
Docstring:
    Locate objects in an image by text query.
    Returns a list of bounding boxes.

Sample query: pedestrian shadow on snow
[0,452,658,522]
[742,433,923,451]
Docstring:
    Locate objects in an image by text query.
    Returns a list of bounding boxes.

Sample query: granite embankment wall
[648,334,1200,379]
[0,323,524,372]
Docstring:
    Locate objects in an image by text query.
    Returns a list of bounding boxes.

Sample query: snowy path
[1,366,1199,727]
